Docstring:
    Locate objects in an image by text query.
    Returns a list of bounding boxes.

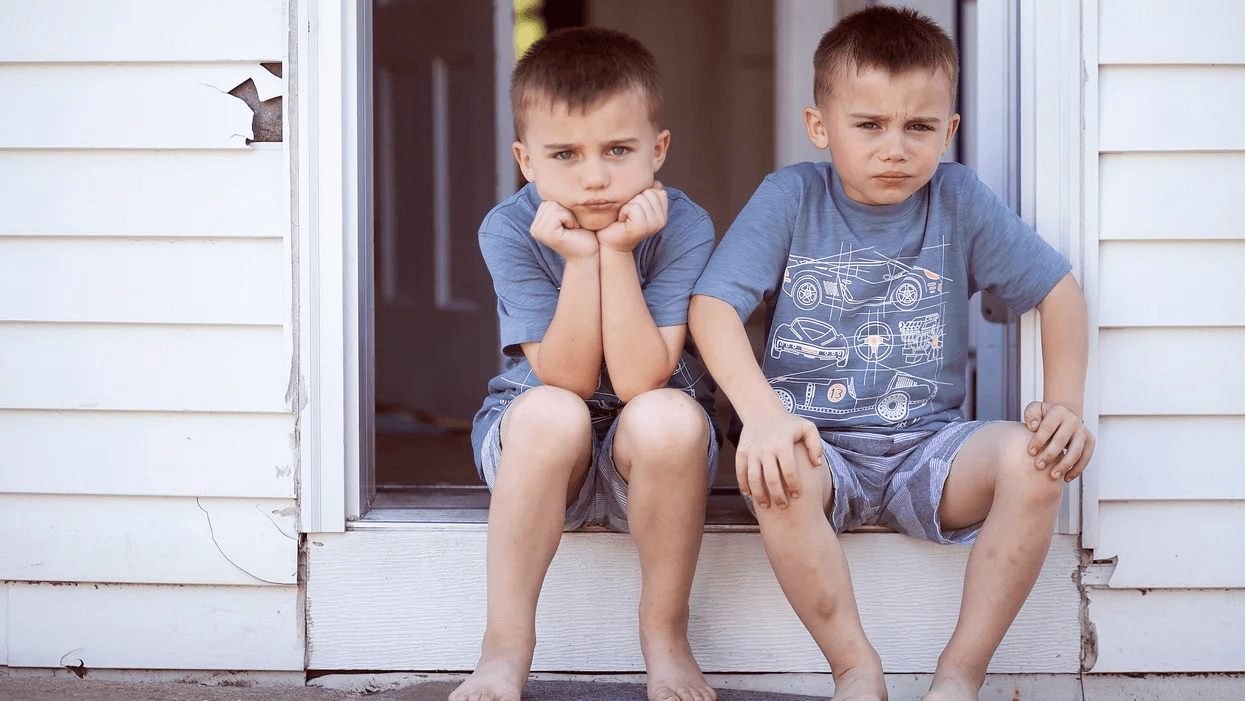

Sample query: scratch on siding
[257,501,298,541]
[195,498,286,585]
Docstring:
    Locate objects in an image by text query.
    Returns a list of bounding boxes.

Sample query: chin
[575,210,619,232]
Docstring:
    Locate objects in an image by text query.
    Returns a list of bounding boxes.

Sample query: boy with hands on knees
[451,27,720,701]
[689,7,1093,701]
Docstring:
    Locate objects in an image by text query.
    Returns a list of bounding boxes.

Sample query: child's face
[805,65,960,206]
[513,89,669,232]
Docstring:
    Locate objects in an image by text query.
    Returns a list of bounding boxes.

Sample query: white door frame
[297,0,1092,537]
[295,0,371,532]
[296,0,515,533]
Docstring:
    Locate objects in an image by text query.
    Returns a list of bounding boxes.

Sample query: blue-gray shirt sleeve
[479,225,559,353]
[692,176,796,322]
[641,199,716,327]
[955,171,1072,313]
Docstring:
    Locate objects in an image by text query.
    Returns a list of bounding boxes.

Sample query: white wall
[1084,0,1245,673]
[0,0,302,671]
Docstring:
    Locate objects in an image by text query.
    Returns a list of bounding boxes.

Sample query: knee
[996,423,1064,511]
[617,388,708,454]
[502,385,592,449]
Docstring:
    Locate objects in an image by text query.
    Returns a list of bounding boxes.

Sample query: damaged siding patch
[229,62,284,142]
[200,63,285,145]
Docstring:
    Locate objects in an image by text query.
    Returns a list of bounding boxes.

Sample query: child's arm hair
[1024,272,1094,484]
[690,294,823,509]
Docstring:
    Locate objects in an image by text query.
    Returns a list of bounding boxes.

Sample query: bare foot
[641,631,716,701]
[831,664,887,701]
[448,650,530,701]
[921,672,979,701]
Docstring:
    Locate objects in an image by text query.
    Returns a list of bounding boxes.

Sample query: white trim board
[306,529,1080,673]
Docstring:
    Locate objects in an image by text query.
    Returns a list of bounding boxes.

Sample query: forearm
[1036,272,1088,416]
[688,294,787,422]
[599,247,676,402]
[532,255,603,398]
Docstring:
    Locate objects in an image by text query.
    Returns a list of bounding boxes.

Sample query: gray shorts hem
[477,398,720,533]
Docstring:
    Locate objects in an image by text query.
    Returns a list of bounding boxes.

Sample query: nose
[879,129,908,162]
[581,156,609,190]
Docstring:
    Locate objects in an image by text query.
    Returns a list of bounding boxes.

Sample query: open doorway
[366,0,1015,522]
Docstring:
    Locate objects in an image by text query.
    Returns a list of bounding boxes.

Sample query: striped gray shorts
[477,403,719,533]
[823,421,992,544]
[745,420,992,545]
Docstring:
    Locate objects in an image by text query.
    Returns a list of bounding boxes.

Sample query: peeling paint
[199,64,285,146]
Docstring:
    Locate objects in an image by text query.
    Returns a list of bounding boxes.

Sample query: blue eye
[609,146,630,156]
[553,151,574,160]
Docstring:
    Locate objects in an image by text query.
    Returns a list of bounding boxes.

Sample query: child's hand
[736,409,824,509]
[1023,401,1095,483]
[596,183,668,253]
[530,200,599,261]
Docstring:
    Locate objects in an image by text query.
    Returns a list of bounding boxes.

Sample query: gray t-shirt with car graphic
[694,161,1070,433]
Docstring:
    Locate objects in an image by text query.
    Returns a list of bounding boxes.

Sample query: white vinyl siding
[4,583,302,670]
[0,0,298,671]
[1086,0,1245,673]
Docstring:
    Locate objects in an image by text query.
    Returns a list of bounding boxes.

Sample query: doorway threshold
[355,486,775,532]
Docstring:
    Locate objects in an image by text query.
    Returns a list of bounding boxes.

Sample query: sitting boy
[450,27,721,701]
[688,7,1094,701]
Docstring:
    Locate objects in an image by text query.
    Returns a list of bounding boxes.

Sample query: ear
[650,129,671,174]
[513,141,536,183]
[804,106,830,150]
[942,113,962,154]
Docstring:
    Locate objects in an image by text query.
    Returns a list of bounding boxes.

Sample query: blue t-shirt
[694,161,1070,433]
[471,183,720,464]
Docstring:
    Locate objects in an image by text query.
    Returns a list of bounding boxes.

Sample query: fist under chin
[573,208,621,232]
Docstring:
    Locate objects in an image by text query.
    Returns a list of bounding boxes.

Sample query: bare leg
[922,422,1063,701]
[613,389,716,701]
[753,448,886,701]
[449,387,593,701]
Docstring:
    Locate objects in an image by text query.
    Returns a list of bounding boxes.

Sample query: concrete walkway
[0,675,826,701]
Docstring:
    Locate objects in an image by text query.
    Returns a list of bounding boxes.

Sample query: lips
[579,199,616,208]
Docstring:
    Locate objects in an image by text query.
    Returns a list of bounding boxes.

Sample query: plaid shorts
[747,420,992,545]
[477,402,720,533]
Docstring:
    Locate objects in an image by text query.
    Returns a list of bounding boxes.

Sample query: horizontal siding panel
[1099,0,1245,65]
[0,410,295,498]
[1099,66,1245,152]
[1095,501,1245,588]
[1099,241,1245,327]
[1099,328,1245,415]
[0,1,285,63]
[308,530,1080,673]
[1098,416,1245,500]
[6,582,301,670]
[0,64,283,150]
[0,149,286,238]
[0,238,285,325]
[0,323,290,413]
[0,495,297,585]
[1087,588,1245,672]
[1099,152,1245,240]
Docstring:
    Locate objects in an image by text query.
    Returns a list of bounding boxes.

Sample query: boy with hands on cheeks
[452,27,721,701]
[689,7,1092,701]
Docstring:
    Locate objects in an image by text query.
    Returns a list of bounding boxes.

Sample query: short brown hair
[511,27,663,139]
[813,6,959,108]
